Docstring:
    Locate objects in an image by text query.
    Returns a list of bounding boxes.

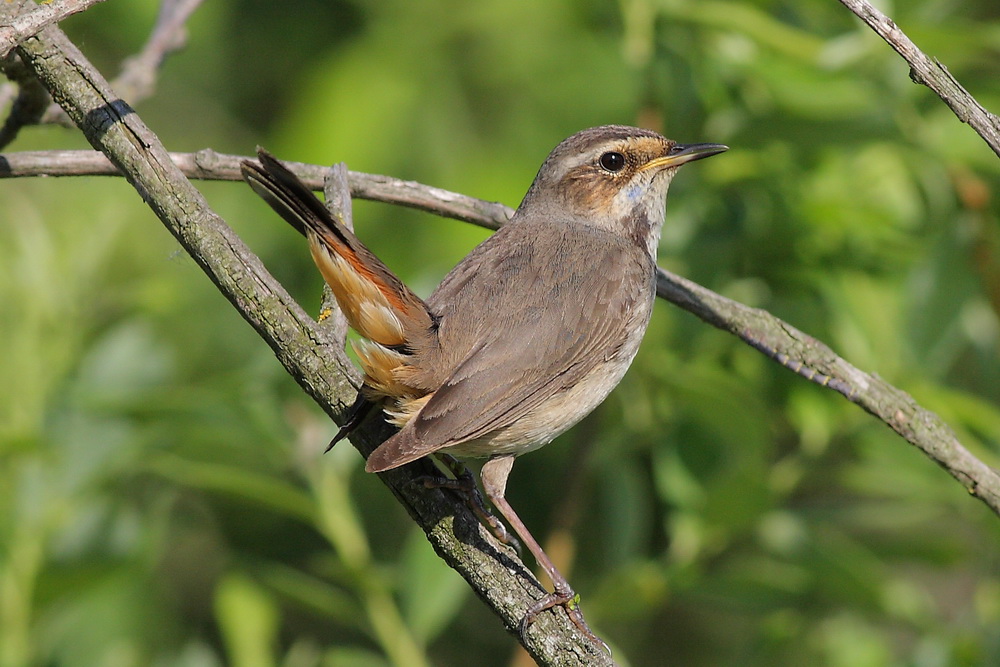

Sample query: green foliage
[2,0,1000,665]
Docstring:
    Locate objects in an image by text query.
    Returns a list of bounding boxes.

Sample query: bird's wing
[365,222,652,472]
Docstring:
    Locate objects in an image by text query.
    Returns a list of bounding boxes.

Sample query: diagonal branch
[836,0,1000,157]
[0,0,111,143]
[0,4,611,664]
[656,272,1000,516]
[1,147,999,516]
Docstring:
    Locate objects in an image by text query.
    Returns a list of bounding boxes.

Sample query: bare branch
[837,0,1000,157]
[0,148,514,226]
[0,0,108,58]
[3,146,999,516]
[320,162,354,357]
[655,272,1000,516]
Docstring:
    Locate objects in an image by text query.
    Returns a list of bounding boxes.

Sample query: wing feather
[366,220,652,471]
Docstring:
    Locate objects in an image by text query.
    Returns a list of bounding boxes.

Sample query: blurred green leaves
[2,0,1000,665]
[216,573,279,667]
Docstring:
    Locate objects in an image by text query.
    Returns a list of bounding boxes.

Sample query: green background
[2,0,1000,665]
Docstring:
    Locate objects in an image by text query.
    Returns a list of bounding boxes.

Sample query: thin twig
[655,272,1000,516]
[114,0,206,103]
[320,162,354,357]
[837,0,1000,157]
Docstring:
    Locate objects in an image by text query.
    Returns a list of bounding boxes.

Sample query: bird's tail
[241,149,433,348]
[241,149,433,426]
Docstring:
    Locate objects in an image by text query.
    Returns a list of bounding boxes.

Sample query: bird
[241,125,727,644]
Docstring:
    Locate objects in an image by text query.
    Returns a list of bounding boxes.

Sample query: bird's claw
[518,590,610,655]
[411,457,520,550]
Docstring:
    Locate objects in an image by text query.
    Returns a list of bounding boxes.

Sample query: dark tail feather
[326,392,377,452]
[240,148,345,240]
[242,148,434,342]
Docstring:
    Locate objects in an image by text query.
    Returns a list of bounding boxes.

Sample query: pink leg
[480,455,606,650]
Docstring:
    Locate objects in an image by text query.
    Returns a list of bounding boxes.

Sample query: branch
[656,272,1000,516]
[2,147,999,516]
[0,148,514,226]
[0,0,109,143]
[0,0,108,58]
[0,4,610,664]
[837,0,1000,157]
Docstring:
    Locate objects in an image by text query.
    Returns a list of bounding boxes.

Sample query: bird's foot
[414,455,519,550]
[519,589,610,655]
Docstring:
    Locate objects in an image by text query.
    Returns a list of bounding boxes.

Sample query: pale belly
[440,341,642,460]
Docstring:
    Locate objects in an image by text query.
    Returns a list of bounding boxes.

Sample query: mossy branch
[0,4,612,664]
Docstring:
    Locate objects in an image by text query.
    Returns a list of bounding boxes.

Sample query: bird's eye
[598,151,626,173]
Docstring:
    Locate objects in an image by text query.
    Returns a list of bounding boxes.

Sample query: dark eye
[598,151,626,172]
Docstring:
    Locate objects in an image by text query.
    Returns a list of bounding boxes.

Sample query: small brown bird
[241,125,726,642]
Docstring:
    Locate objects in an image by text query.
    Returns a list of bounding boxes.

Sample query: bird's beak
[640,143,729,171]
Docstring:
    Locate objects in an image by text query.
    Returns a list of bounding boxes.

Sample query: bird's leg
[479,455,606,650]
[413,454,516,548]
